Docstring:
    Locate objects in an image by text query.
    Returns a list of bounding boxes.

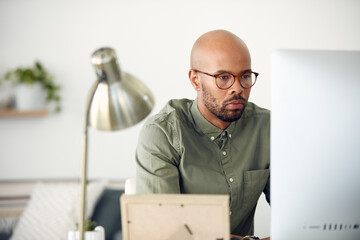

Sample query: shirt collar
[190,98,236,141]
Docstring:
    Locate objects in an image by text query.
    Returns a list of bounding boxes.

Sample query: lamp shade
[88,47,154,131]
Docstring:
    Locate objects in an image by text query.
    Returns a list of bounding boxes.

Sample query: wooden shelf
[0,109,49,117]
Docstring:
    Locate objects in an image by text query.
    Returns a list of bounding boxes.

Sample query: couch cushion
[91,188,124,240]
[10,181,105,240]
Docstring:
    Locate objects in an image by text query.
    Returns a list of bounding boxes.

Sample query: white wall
[1,0,360,237]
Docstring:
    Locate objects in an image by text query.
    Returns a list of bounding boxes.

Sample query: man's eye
[242,73,251,79]
[218,74,232,81]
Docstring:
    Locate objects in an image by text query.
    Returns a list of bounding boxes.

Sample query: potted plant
[76,219,97,232]
[0,61,61,112]
[68,220,105,240]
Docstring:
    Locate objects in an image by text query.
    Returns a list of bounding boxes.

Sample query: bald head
[190,30,251,70]
[188,30,253,129]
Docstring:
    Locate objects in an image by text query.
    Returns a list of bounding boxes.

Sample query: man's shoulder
[144,98,193,127]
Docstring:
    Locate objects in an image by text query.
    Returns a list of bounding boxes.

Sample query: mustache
[223,94,248,104]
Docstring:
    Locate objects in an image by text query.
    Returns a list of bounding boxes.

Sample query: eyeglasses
[193,69,258,90]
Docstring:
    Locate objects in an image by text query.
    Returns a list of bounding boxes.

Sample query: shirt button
[210,136,215,141]
[229,134,232,138]
[229,177,234,183]
[230,211,232,215]
[222,132,225,136]
[222,151,226,156]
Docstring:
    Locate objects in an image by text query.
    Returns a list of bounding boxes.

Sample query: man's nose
[230,77,244,93]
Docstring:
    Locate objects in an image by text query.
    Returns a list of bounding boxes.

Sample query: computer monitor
[120,194,230,240]
[271,50,360,240]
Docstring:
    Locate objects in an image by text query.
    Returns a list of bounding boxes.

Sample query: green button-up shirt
[136,98,270,235]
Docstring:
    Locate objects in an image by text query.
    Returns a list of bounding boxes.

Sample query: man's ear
[189,69,201,91]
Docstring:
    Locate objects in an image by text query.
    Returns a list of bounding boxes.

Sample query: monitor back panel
[271,50,360,240]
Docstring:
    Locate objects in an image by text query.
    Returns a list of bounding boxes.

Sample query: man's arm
[231,235,270,240]
[136,122,181,193]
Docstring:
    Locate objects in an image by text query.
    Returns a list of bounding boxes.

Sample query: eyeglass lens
[216,72,256,89]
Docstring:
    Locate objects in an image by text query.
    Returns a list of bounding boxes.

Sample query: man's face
[201,80,249,122]
[196,43,252,125]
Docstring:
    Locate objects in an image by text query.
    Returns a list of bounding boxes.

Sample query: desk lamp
[79,47,154,240]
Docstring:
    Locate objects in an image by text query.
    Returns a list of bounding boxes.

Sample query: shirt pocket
[242,169,270,211]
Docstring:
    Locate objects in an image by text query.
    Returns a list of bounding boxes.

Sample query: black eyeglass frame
[192,69,259,90]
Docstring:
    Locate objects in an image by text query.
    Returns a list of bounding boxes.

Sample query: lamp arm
[79,77,102,240]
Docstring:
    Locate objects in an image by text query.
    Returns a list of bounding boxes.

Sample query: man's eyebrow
[214,69,230,74]
[214,69,252,74]
[241,69,253,74]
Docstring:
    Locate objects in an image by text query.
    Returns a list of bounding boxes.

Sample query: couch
[0,180,125,240]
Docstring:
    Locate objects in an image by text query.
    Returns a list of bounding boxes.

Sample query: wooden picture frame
[120,194,230,240]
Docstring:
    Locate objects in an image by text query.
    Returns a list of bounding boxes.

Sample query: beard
[202,85,248,122]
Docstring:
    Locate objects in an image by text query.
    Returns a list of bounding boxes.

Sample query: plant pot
[14,82,47,111]
[0,81,15,109]
[68,226,105,240]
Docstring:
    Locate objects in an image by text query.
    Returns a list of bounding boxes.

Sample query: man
[136,30,270,239]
